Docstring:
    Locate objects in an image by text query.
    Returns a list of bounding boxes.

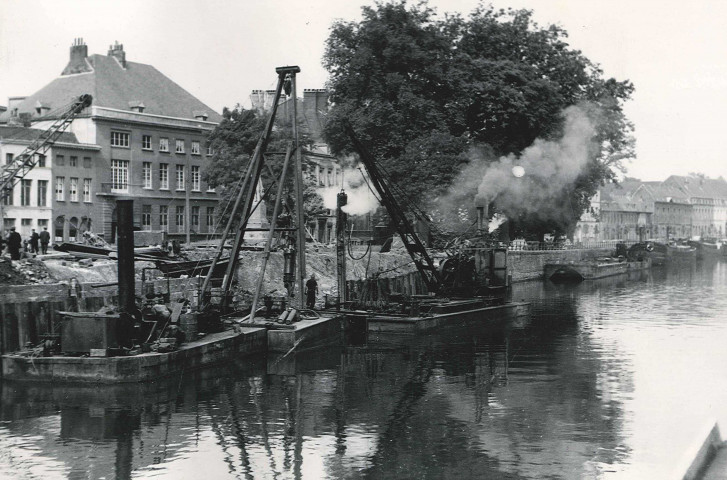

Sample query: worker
[39,227,50,254]
[7,227,21,260]
[305,274,318,309]
[29,229,39,254]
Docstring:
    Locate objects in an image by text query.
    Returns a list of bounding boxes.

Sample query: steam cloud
[437,104,598,226]
[318,164,380,215]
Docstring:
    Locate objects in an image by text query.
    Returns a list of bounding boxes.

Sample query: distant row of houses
[576,176,727,242]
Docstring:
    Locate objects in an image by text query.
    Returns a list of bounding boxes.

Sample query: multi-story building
[661,175,727,238]
[0,126,101,242]
[632,181,692,240]
[576,175,727,242]
[0,39,223,242]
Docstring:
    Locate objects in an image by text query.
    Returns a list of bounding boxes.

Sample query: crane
[343,122,445,295]
[0,94,92,202]
[344,123,509,300]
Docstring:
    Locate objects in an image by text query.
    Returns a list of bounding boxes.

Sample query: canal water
[1,259,726,479]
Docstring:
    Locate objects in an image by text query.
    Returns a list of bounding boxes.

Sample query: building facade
[0,39,223,243]
[1,127,101,242]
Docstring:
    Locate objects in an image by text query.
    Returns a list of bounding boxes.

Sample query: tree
[323,1,634,240]
[203,104,320,228]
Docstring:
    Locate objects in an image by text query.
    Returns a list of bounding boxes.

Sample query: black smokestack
[116,199,135,315]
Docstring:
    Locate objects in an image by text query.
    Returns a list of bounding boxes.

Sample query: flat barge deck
[544,259,651,282]
[1,300,531,383]
[2,326,267,383]
[364,300,531,334]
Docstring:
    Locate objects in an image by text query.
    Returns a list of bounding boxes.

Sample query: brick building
[0,39,223,242]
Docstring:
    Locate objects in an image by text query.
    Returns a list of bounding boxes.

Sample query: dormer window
[193,110,208,121]
[35,101,51,116]
[129,101,145,113]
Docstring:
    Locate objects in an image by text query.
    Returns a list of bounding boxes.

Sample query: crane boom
[0,94,92,201]
[343,123,444,295]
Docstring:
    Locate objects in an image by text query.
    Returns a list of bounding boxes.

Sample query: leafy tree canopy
[203,104,321,227]
[323,1,634,240]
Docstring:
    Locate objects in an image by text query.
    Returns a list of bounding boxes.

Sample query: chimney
[303,89,329,139]
[250,90,265,112]
[62,38,91,75]
[475,199,488,234]
[108,41,126,68]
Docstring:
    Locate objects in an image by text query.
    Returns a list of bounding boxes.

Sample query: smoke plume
[436,104,598,227]
[318,164,380,215]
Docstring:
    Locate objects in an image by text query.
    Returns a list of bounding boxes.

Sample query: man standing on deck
[305,274,318,310]
[7,227,21,260]
[39,227,50,254]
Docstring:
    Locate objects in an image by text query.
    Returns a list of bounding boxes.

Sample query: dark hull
[154,257,231,278]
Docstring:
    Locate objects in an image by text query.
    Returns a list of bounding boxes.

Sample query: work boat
[334,123,529,336]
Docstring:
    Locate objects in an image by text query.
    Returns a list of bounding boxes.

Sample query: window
[83,179,91,202]
[5,153,13,165]
[21,218,32,229]
[191,165,200,191]
[21,180,31,206]
[176,165,185,191]
[176,206,185,228]
[191,141,200,155]
[69,178,78,201]
[191,206,199,228]
[143,162,152,189]
[159,163,169,189]
[55,177,64,201]
[206,143,214,156]
[159,205,168,228]
[37,154,46,167]
[70,156,77,167]
[159,137,169,152]
[2,185,12,205]
[111,160,129,192]
[175,139,185,154]
[142,205,152,230]
[206,183,215,193]
[111,131,130,147]
[56,154,65,166]
[206,207,215,231]
[83,156,92,168]
[37,180,47,207]
[142,135,152,150]
[38,219,48,229]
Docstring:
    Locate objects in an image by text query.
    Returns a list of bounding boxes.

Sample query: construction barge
[1,66,530,384]
[544,258,651,282]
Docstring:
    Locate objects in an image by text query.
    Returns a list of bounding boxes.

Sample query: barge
[544,258,651,282]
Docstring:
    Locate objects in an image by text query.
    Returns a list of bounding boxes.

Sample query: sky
[1,0,726,182]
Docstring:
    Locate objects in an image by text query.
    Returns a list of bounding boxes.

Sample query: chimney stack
[476,198,488,234]
[62,38,91,75]
[108,41,126,68]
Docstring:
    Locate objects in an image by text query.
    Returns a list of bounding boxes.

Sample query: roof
[0,125,80,144]
[663,175,727,199]
[599,178,643,202]
[0,53,222,124]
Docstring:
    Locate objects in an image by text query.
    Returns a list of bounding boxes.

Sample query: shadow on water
[6,260,724,478]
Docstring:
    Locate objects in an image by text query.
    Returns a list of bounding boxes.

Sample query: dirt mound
[0,257,56,285]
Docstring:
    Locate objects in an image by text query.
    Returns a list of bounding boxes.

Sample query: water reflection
[1,259,726,479]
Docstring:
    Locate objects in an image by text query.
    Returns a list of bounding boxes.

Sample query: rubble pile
[0,257,56,285]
